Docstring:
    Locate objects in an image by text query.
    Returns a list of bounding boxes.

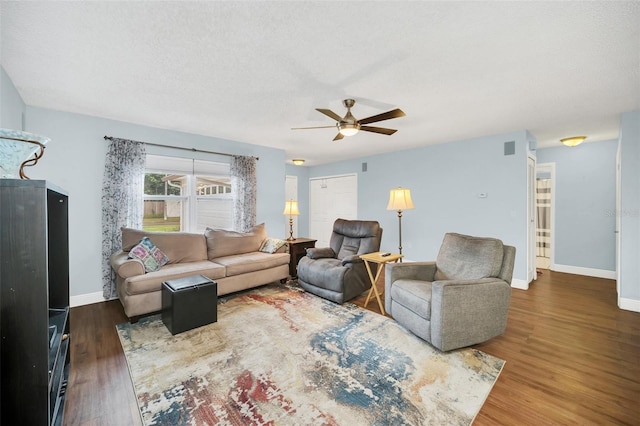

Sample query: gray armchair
[297,219,383,304]
[385,233,515,352]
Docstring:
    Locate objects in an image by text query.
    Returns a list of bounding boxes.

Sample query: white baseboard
[550,264,616,280]
[619,297,640,313]
[511,278,529,290]
[70,291,115,308]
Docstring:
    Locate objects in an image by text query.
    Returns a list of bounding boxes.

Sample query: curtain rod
[103,136,259,160]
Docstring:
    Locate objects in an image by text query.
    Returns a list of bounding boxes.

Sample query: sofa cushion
[121,228,207,264]
[128,237,169,272]
[205,223,267,259]
[123,261,226,296]
[434,233,504,281]
[212,252,289,277]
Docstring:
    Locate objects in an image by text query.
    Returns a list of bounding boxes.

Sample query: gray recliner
[385,232,515,352]
[297,219,383,304]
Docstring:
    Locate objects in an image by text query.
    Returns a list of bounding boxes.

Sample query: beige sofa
[110,223,290,321]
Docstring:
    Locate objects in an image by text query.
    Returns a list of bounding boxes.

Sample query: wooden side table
[360,252,403,315]
[287,238,317,278]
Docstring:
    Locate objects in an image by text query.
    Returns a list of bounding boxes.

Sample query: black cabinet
[0,179,70,425]
[287,238,316,278]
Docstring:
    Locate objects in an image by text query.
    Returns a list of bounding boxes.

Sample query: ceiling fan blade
[360,126,398,135]
[358,108,406,125]
[291,125,337,130]
[333,133,344,141]
[316,108,343,121]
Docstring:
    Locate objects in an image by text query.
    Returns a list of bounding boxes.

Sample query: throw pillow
[259,238,287,254]
[205,223,267,259]
[128,237,170,273]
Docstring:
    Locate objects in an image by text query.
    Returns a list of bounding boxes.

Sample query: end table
[359,251,403,315]
[287,237,317,278]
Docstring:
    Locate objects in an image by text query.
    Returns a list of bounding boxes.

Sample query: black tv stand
[0,180,70,425]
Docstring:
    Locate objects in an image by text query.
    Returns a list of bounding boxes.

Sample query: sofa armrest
[306,247,336,259]
[110,251,145,278]
[430,278,511,351]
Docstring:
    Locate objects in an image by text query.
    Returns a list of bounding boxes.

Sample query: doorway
[536,163,555,270]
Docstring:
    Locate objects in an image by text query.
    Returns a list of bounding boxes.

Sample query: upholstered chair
[385,233,515,352]
[297,219,383,304]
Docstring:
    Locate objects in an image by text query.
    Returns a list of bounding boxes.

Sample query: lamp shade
[283,200,300,216]
[387,187,415,211]
[338,123,360,136]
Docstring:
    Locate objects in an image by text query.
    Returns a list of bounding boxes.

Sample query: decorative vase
[0,128,50,179]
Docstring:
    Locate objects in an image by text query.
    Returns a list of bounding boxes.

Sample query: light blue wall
[0,66,25,129]
[285,163,310,237]
[619,110,640,303]
[23,106,286,299]
[302,131,530,284]
[536,140,617,271]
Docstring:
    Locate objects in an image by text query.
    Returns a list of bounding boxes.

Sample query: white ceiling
[2,1,639,166]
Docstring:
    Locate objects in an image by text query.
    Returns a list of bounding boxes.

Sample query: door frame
[535,162,556,270]
[527,155,537,284]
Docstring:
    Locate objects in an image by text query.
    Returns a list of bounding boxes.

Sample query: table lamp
[283,200,300,241]
[386,187,414,260]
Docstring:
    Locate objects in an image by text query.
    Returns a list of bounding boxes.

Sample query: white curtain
[536,178,551,258]
[230,155,257,231]
[101,138,146,299]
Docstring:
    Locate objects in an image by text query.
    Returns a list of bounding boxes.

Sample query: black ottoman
[162,275,217,335]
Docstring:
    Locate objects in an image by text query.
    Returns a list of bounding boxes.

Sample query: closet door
[309,174,357,247]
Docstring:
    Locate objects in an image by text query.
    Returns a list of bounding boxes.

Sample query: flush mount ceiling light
[560,136,587,147]
[292,159,305,166]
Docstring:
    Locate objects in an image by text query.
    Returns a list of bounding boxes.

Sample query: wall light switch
[478,192,488,198]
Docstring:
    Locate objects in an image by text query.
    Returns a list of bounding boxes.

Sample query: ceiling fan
[292,99,406,141]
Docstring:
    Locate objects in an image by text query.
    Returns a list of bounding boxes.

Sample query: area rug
[117,284,504,426]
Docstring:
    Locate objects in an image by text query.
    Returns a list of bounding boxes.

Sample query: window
[143,155,232,232]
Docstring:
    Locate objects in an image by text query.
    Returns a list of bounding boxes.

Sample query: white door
[527,156,537,283]
[309,174,358,247]
[285,175,298,239]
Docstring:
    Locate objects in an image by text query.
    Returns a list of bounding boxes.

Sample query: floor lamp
[387,187,414,261]
[283,199,300,241]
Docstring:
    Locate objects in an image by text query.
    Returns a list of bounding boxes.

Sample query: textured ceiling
[1,1,639,165]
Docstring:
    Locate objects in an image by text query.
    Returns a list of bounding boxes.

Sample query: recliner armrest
[430,278,511,351]
[341,255,363,266]
[306,247,336,259]
[385,261,437,283]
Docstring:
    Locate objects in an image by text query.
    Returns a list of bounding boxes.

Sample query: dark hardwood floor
[64,271,640,425]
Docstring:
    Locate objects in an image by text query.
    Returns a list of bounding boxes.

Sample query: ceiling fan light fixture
[338,122,360,136]
[560,136,587,147]
[292,159,305,166]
